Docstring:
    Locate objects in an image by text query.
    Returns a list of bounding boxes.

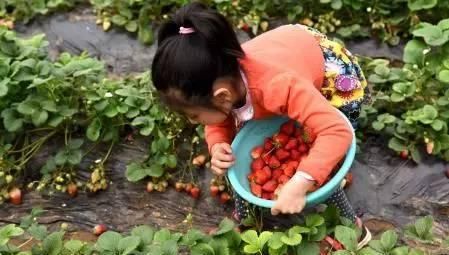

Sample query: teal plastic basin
[227,111,356,208]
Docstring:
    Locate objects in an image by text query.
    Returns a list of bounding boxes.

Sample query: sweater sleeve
[205,115,236,152]
[260,73,353,185]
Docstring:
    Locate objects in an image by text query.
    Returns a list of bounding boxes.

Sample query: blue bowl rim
[227,110,356,208]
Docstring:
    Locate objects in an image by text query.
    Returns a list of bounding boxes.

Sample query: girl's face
[176,76,245,125]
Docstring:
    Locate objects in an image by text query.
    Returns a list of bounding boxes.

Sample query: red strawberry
[324,236,343,250]
[273,133,289,147]
[262,166,272,179]
[262,192,274,200]
[251,146,264,159]
[298,144,309,153]
[220,192,231,204]
[275,149,290,162]
[288,160,299,169]
[67,183,78,198]
[400,150,408,159]
[190,187,201,199]
[250,183,263,197]
[185,183,193,193]
[268,156,281,169]
[248,173,255,182]
[302,126,316,144]
[210,185,219,197]
[285,138,298,150]
[262,180,278,192]
[291,149,301,160]
[280,120,296,136]
[251,158,265,171]
[261,153,271,164]
[272,169,284,180]
[280,163,287,170]
[283,165,295,177]
[93,224,107,236]
[294,127,302,137]
[278,175,290,184]
[264,138,274,150]
[9,188,22,205]
[254,170,270,185]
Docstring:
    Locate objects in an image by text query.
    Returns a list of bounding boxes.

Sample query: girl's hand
[210,143,235,176]
[271,173,315,215]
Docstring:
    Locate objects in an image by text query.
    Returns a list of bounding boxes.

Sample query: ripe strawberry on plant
[285,138,298,151]
[190,187,201,199]
[280,120,296,135]
[251,146,264,159]
[268,156,281,169]
[400,150,408,159]
[9,188,22,205]
[210,185,219,197]
[93,224,107,236]
[219,192,231,204]
[262,180,278,192]
[251,158,265,171]
[185,183,193,193]
[67,183,78,198]
[275,149,290,162]
[250,182,263,197]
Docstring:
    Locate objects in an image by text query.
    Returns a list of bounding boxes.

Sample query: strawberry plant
[0,28,195,203]
[359,18,449,162]
[0,208,444,255]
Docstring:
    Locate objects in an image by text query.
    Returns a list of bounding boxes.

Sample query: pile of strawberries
[248,120,316,200]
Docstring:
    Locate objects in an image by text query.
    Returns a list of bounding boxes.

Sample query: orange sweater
[205,25,352,185]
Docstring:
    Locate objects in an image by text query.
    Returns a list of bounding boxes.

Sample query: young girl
[152,2,371,247]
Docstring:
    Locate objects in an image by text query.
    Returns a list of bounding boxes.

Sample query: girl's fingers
[211,166,225,176]
[215,153,234,162]
[213,160,234,169]
[271,206,280,215]
[222,144,233,154]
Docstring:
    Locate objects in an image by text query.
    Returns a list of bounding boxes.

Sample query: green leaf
[17,101,38,115]
[335,226,358,252]
[438,70,449,83]
[32,110,48,126]
[268,232,284,250]
[42,231,64,255]
[161,240,178,255]
[305,214,325,227]
[259,231,273,247]
[243,244,260,254]
[408,0,438,11]
[146,164,164,177]
[154,229,171,243]
[391,246,410,255]
[0,78,9,97]
[0,224,24,246]
[431,120,445,131]
[27,224,48,241]
[126,21,138,32]
[413,23,448,46]
[97,231,122,251]
[241,230,258,245]
[41,100,57,112]
[138,26,154,44]
[409,248,425,255]
[280,231,302,246]
[48,116,64,127]
[333,251,352,255]
[415,216,433,238]
[67,150,82,165]
[403,40,426,64]
[131,225,154,245]
[181,229,209,247]
[410,146,422,163]
[380,230,398,251]
[112,15,128,26]
[372,121,385,131]
[64,240,85,253]
[209,239,230,255]
[213,218,235,236]
[118,236,140,255]
[87,118,102,141]
[191,243,215,255]
[388,137,408,152]
[390,93,405,102]
[295,241,320,255]
[126,162,148,182]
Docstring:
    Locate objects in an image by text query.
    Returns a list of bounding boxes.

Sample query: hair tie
[179,26,195,34]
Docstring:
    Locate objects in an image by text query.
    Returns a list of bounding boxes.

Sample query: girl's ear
[213,87,232,104]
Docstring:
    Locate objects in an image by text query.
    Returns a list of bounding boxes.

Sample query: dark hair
[151,2,244,108]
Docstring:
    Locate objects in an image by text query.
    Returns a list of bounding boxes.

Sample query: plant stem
[101,142,114,164]
[17,237,34,249]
